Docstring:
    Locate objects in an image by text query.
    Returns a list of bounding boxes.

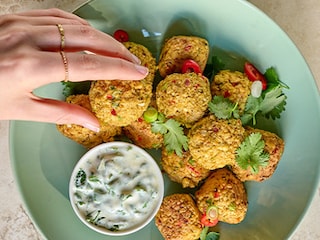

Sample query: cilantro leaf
[62,81,92,97]
[240,96,262,125]
[241,67,288,125]
[200,227,220,240]
[151,114,188,156]
[235,132,270,173]
[260,85,287,119]
[208,96,240,119]
[264,67,289,91]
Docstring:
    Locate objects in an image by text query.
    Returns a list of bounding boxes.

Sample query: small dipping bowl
[69,142,164,236]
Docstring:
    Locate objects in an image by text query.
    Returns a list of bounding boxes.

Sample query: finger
[10,97,100,132]
[14,8,89,25]
[17,51,148,88]
[32,25,141,64]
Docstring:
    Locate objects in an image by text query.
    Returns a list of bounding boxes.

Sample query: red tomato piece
[181,59,202,74]
[244,62,267,90]
[200,212,218,227]
[113,29,129,42]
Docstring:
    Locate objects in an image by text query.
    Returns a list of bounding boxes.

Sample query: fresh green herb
[264,67,289,91]
[241,67,287,125]
[235,132,270,173]
[143,107,158,123]
[61,80,91,97]
[212,55,226,74]
[151,113,188,157]
[86,210,105,226]
[208,96,240,119]
[75,169,86,187]
[200,227,220,240]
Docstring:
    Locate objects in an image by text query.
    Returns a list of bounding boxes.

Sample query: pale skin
[0,8,149,132]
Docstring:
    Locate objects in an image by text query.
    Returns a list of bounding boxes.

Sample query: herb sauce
[71,144,160,231]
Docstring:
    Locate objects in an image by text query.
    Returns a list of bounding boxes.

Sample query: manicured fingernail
[83,123,100,133]
[135,64,149,76]
[131,53,141,64]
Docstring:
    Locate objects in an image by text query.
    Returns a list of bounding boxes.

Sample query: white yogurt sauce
[71,144,160,231]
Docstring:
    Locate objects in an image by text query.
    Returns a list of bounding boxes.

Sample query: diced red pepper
[111,109,117,116]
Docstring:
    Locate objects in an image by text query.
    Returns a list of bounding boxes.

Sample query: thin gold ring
[59,51,69,82]
[56,24,65,51]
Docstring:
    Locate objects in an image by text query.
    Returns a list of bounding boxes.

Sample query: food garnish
[244,62,267,90]
[181,59,202,74]
[235,132,270,173]
[208,96,240,120]
[113,29,129,42]
[143,107,158,123]
[200,227,220,240]
[62,81,91,97]
[150,113,188,157]
[200,205,219,227]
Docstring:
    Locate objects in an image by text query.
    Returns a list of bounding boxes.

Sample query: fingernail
[131,53,141,64]
[135,64,149,76]
[83,123,100,133]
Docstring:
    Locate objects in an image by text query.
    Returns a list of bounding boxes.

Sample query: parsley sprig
[235,132,270,173]
[151,113,188,157]
[208,96,240,119]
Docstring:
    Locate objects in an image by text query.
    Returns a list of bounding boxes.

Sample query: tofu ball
[155,194,202,240]
[158,35,209,77]
[230,127,285,181]
[195,168,248,224]
[56,94,121,148]
[156,72,212,127]
[188,115,245,170]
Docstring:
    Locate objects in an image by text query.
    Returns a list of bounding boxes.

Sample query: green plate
[10,0,320,239]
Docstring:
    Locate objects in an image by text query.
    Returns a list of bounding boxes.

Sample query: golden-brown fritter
[158,35,209,77]
[188,115,245,170]
[230,127,285,181]
[195,168,248,224]
[89,42,156,127]
[122,116,163,149]
[56,94,121,148]
[161,148,210,188]
[155,194,202,240]
[211,70,252,113]
[156,72,212,127]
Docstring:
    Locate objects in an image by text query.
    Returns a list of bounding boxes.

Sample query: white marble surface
[0,0,319,239]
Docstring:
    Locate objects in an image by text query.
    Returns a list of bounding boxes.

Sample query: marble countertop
[0,0,319,239]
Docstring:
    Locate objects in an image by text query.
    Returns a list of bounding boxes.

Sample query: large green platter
[10,0,320,239]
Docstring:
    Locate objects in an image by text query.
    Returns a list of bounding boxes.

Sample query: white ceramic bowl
[69,142,164,236]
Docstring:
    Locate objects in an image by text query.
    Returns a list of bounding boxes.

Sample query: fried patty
[158,35,209,77]
[230,127,285,181]
[56,94,121,148]
[188,115,245,170]
[211,70,252,113]
[155,194,202,240]
[195,168,248,224]
[156,72,211,127]
[161,148,210,188]
[89,42,156,127]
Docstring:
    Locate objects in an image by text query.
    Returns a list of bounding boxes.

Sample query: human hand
[0,8,148,132]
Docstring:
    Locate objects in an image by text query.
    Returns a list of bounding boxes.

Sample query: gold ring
[59,51,69,82]
[56,24,65,51]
